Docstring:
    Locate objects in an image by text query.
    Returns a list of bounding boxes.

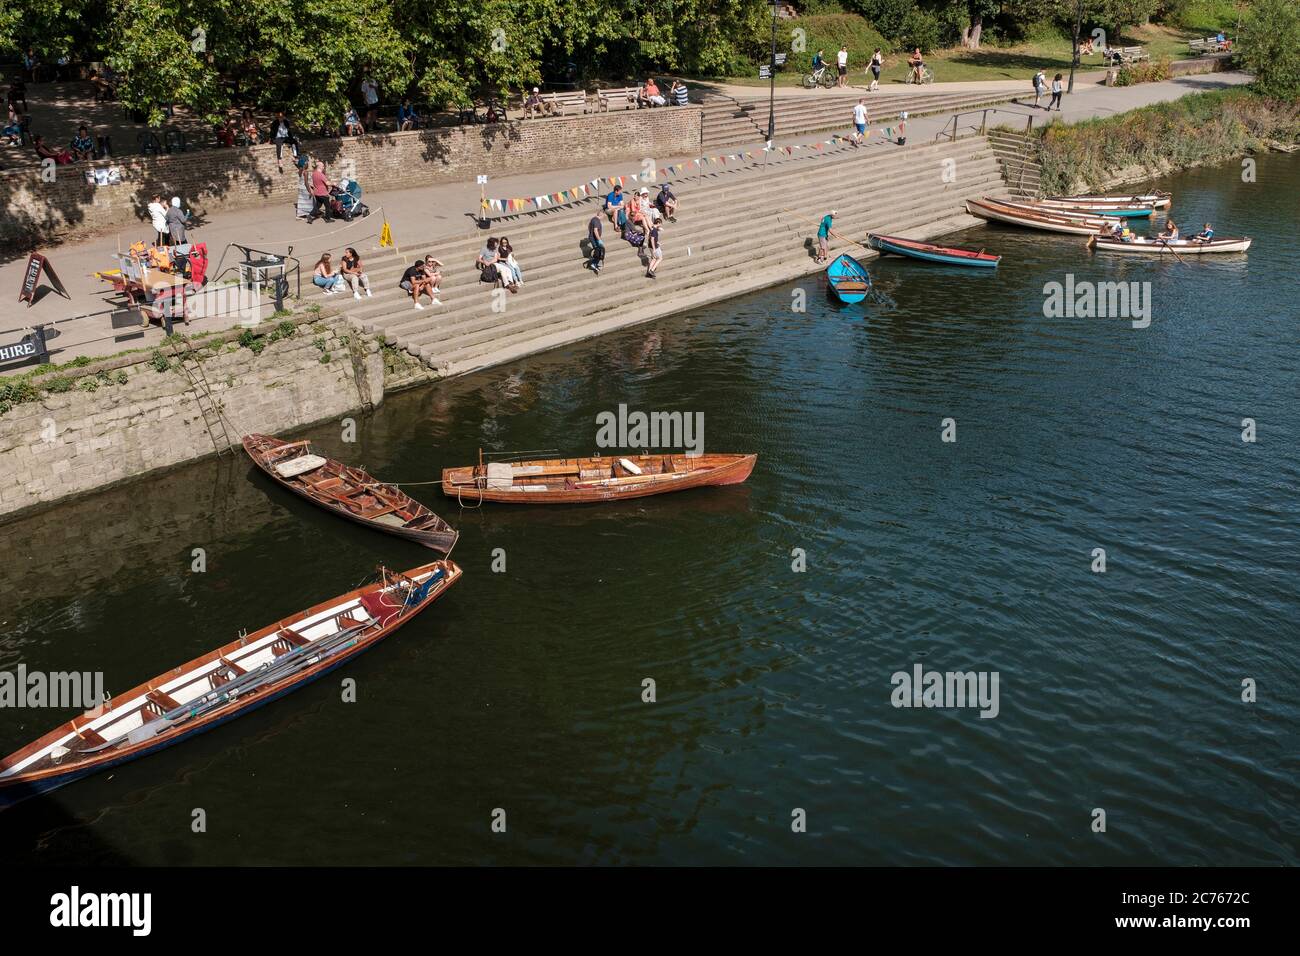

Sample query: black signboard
[0,325,50,370]
[18,253,71,307]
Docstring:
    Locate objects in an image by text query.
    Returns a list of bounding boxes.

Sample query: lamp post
[767,0,779,146]
[1068,0,1084,94]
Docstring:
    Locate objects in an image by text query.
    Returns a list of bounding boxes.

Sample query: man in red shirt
[308,161,335,223]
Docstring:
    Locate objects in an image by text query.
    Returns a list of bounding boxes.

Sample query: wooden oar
[779,208,874,257]
[1155,236,1188,265]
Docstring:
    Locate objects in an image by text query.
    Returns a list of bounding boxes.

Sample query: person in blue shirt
[815,210,835,263]
[604,183,627,232]
[1193,222,1214,242]
[69,124,94,160]
[398,99,420,131]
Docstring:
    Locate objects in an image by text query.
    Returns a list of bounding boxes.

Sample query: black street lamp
[767,0,779,146]
[1068,0,1084,94]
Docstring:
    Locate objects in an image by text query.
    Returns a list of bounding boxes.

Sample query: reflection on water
[1,155,1298,865]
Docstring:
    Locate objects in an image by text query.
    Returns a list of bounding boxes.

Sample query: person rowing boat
[1159,218,1180,241]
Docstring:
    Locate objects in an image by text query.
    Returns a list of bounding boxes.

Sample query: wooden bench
[596,86,641,111]
[1105,46,1149,65]
[524,90,589,118]
[1188,37,1230,55]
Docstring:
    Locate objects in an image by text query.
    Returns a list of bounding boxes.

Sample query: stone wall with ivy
[0,311,382,520]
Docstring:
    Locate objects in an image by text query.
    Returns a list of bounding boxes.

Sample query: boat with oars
[442,451,756,505]
[867,233,1001,268]
[1087,234,1252,255]
[0,561,461,808]
[825,253,872,303]
[1029,198,1156,219]
[1042,191,1171,211]
[243,433,458,552]
[966,197,1119,236]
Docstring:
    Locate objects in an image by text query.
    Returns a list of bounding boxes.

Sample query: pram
[329,179,370,221]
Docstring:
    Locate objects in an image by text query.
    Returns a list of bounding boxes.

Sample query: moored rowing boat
[1045,191,1172,210]
[0,561,461,808]
[441,452,756,504]
[1030,198,1156,218]
[243,434,458,552]
[1087,235,1252,254]
[966,197,1119,236]
[867,233,1000,267]
[825,253,872,303]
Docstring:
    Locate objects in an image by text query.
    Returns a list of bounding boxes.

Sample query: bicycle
[905,65,934,85]
[803,66,835,89]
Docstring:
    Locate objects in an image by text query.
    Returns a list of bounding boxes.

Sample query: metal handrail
[935,107,1034,142]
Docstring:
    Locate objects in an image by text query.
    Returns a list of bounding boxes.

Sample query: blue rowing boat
[825,254,871,304]
[867,233,1001,268]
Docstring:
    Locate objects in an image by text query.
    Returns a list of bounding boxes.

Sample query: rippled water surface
[2,155,1298,865]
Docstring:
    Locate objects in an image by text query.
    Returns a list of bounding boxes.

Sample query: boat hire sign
[0,325,50,370]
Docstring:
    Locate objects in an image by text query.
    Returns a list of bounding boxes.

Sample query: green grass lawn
[722,24,1210,89]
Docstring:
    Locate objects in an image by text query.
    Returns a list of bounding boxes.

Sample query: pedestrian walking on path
[852,99,869,144]
[868,49,882,92]
[1049,73,1063,111]
[587,214,605,275]
[1033,70,1047,109]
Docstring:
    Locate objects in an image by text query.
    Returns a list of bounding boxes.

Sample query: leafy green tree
[1238,0,1300,99]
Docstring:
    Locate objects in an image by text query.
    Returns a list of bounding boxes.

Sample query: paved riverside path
[0,71,1251,364]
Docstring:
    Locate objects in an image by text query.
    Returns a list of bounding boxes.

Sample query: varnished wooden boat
[0,561,461,808]
[867,233,1000,267]
[441,452,756,504]
[1045,191,1171,210]
[826,254,871,303]
[1029,198,1155,218]
[243,434,458,552]
[966,197,1118,236]
[1087,234,1252,254]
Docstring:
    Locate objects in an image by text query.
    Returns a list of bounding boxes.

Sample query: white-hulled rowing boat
[1044,191,1172,210]
[1088,235,1252,254]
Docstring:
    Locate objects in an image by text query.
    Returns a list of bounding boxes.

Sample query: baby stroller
[329,179,370,221]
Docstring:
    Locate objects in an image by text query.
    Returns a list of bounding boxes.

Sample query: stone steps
[421,178,1007,377]
[336,137,1000,348]
[323,134,1008,378]
[701,89,1021,148]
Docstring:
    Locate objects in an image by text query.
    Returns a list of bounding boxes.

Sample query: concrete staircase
[700,87,1021,149]
[330,134,1008,380]
[987,127,1043,198]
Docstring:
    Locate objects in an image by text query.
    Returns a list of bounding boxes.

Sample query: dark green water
[3,154,1298,866]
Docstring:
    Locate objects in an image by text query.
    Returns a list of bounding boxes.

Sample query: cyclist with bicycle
[908,48,925,84]
[810,49,828,87]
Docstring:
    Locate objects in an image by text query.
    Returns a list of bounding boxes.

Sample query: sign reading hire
[0,326,50,369]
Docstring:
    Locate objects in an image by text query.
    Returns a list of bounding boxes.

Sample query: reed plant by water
[1033,88,1300,194]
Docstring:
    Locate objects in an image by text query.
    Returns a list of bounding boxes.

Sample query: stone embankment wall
[0,107,703,245]
[0,312,380,519]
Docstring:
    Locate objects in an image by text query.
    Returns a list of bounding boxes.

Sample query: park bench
[1188,36,1231,55]
[523,90,590,118]
[1105,46,1149,65]
[595,86,641,111]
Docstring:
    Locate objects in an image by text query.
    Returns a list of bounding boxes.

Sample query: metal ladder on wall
[169,336,235,456]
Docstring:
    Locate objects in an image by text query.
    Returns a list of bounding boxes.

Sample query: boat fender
[618,457,643,475]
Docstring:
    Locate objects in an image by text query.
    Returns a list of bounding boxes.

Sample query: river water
[2,154,1297,866]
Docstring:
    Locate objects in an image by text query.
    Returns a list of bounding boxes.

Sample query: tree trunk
[963,15,983,51]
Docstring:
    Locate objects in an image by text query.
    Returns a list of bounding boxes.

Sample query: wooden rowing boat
[243,434,458,552]
[1029,199,1156,219]
[825,253,871,303]
[1045,191,1171,210]
[441,452,756,505]
[966,197,1118,236]
[0,560,461,808]
[1087,235,1252,254]
[867,233,1000,268]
